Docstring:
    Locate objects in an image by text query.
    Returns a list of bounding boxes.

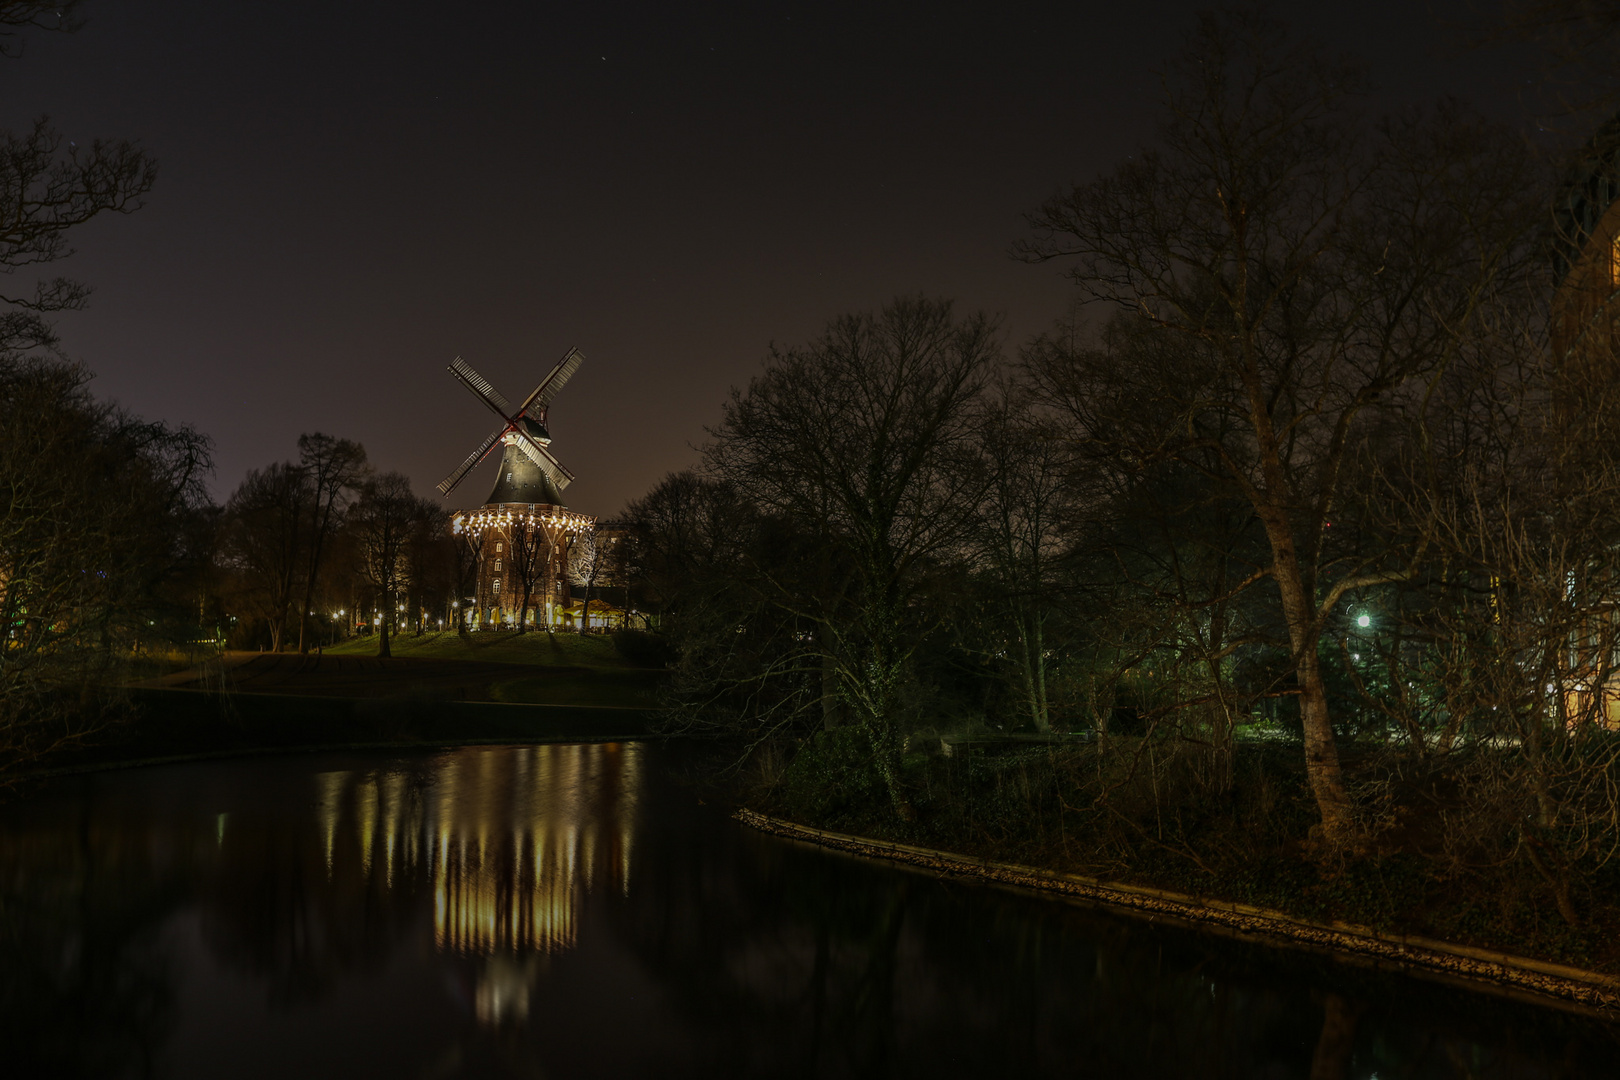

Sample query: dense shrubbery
[768,734,1618,964]
[610,628,675,669]
[777,726,888,824]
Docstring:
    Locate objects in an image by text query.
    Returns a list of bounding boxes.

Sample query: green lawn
[324,630,636,670]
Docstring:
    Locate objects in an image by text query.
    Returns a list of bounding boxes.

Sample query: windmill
[436,348,585,505]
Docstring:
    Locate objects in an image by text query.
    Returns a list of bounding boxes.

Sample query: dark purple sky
[3,1,1540,517]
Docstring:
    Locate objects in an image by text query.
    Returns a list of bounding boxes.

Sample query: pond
[0,743,1614,1078]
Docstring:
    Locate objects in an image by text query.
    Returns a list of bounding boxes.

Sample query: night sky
[2,1,1541,516]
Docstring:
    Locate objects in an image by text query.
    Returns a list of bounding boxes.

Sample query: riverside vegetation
[630,10,1620,977]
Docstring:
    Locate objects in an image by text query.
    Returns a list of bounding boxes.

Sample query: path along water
[0,743,1615,1078]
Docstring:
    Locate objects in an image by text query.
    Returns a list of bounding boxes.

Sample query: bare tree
[0,2,83,45]
[1017,10,1541,847]
[0,0,199,772]
[0,119,155,356]
[0,0,149,356]
[567,528,601,632]
[348,473,422,658]
[504,516,554,634]
[1351,239,1620,926]
[707,296,997,818]
[0,356,210,769]
[221,463,308,652]
[451,526,483,636]
[967,385,1074,732]
[626,470,743,620]
[628,470,822,736]
[294,434,367,653]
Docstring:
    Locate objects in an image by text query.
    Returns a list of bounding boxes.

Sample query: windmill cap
[514,416,552,444]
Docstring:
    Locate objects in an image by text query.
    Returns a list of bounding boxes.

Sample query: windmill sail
[436,426,506,495]
[511,427,575,490]
[516,347,584,418]
[438,347,586,504]
[449,356,515,418]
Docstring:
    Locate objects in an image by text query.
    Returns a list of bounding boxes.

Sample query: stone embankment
[735,807,1620,1016]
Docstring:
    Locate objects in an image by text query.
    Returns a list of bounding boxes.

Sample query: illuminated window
[496,542,503,552]
[1611,234,1620,286]
[495,559,502,570]
[493,579,500,593]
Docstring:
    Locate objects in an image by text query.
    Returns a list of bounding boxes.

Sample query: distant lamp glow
[1356,614,1371,629]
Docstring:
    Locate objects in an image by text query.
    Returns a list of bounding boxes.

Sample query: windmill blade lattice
[511,427,575,490]
[436,346,586,501]
[516,347,585,419]
[449,356,516,417]
[436,426,506,496]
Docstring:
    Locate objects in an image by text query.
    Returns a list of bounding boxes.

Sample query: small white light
[1356,614,1371,628]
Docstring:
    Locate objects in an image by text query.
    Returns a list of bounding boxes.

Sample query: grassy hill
[317,630,662,707]
[324,630,635,669]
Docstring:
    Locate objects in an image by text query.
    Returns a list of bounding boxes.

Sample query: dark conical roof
[483,428,565,506]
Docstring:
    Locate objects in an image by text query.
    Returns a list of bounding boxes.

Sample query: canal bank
[11,686,654,780]
[5,636,665,782]
[736,807,1620,1018]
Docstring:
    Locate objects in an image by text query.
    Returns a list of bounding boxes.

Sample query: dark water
[1,744,1615,1078]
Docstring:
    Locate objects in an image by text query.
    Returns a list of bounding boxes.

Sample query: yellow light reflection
[306,744,640,1024]
[314,770,350,878]
[356,773,378,880]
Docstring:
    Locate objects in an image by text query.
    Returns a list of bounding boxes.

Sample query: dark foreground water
[1,744,1616,1078]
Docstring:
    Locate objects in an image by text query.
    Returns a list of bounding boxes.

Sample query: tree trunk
[1206,597,1235,796]
[1032,615,1049,732]
[378,588,392,658]
[855,615,916,821]
[517,587,532,634]
[1016,609,1050,732]
[296,537,322,655]
[820,642,841,731]
[583,567,598,632]
[865,717,916,822]
[1272,556,1355,848]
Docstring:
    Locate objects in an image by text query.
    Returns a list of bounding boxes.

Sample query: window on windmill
[496,542,503,552]
[495,559,502,570]
[1611,233,1620,286]
[493,579,500,592]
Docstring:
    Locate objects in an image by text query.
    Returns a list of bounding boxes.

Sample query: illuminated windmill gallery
[437,348,626,632]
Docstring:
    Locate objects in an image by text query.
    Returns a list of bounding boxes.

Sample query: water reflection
[0,743,1616,1078]
[279,744,639,1027]
[299,744,637,967]
[424,744,635,958]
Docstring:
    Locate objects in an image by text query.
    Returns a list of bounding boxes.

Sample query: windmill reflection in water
[309,742,640,1024]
